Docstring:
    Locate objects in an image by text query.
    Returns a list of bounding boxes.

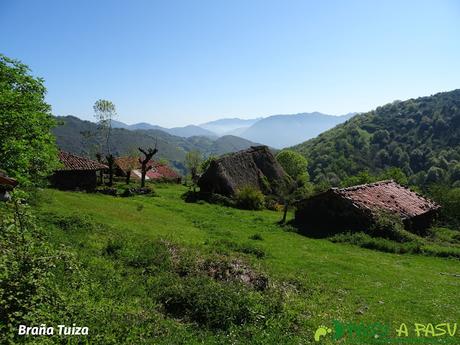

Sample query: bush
[429,185,460,228]
[149,273,280,330]
[369,212,423,242]
[329,232,423,254]
[235,186,265,210]
[0,194,76,343]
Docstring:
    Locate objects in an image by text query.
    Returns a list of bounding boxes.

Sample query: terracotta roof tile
[58,151,108,171]
[334,180,439,218]
[114,156,181,181]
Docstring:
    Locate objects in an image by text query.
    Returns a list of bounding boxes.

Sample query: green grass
[33,184,460,344]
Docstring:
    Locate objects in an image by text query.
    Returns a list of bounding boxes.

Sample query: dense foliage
[0,54,59,184]
[275,150,309,182]
[292,89,460,188]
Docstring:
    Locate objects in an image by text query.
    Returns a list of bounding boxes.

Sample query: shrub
[235,186,265,210]
[149,273,280,330]
[0,194,75,343]
[429,185,460,228]
[329,232,423,254]
[369,212,423,243]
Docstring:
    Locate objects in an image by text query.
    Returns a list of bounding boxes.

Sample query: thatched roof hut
[198,146,289,196]
[295,180,440,234]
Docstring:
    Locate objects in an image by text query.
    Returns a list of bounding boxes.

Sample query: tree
[275,150,309,223]
[0,54,59,185]
[138,142,158,188]
[93,99,117,186]
[276,150,308,181]
[379,167,408,185]
[185,150,203,191]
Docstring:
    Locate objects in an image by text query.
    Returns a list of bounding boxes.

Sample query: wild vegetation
[0,54,60,185]
[292,89,460,188]
[2,185,459,344]
[1,53,460,344]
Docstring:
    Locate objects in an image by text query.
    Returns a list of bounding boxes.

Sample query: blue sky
[1,0,459,127]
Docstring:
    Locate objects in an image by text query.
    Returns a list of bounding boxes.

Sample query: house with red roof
[51,151,108,191]
[114,156,181,183]
[295,180,440,235]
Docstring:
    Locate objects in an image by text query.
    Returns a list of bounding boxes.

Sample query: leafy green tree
[0,54,59,185]
[275,150,309,223]
[425,167,445,185]
[379,167,408,185]
[93,99,117,186]
[185,150,203,191]
[275,150,308,182]
[201,155,216,173]
[341,171,376,187]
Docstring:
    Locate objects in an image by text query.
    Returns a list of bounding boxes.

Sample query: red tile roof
[114,156,181,181]
[334,180,439,218]
[151,162,181,180]
[114,156,140,172]
[58,151,108,171]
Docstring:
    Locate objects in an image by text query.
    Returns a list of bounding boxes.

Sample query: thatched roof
[198,146,289,196]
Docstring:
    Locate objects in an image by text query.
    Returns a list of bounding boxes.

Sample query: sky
[1,0,459,127]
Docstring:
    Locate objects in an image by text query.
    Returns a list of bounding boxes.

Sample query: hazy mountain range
[111,112,356,148]
[111,120,217,138]
[53,116,260,173]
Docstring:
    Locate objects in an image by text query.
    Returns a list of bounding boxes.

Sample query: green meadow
[28,184,460,344]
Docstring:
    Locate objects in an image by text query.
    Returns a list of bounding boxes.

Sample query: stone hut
[198,146,290,197]
[295,180,440,234]
[51,151,108,191]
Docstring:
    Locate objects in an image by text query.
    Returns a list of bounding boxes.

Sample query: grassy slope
[37,184,460,343]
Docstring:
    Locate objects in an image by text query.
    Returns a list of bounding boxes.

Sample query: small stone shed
[51,151,108,191]
[114,156,181,183]
[295,180,440,234]
[0,170,18,201]
[198,146,290,196]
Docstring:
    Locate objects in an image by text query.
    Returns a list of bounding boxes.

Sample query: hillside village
[2,21,460,345]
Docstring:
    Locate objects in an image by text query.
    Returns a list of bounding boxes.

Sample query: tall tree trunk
[141,170,146,188]
[96,153,104,185]
[138,143,158,188]
[126,171,131,185]
[106,154,114,187]
[281,202,289,224]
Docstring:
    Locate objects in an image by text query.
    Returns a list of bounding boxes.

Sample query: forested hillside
[292,90,460,187]
[53,116,260,172]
